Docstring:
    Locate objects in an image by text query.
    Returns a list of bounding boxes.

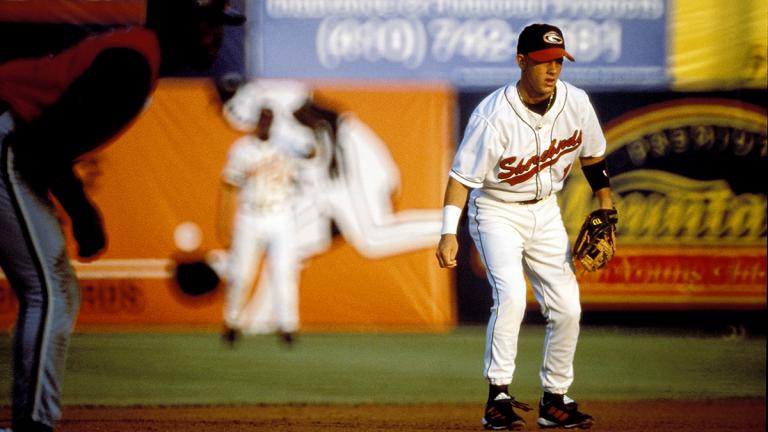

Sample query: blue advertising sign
[248,0,669,90]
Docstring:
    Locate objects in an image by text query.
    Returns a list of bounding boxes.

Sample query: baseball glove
[572,208,618,272]
[172,260,221,297]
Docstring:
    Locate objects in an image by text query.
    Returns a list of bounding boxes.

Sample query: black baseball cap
[517,23,574,62]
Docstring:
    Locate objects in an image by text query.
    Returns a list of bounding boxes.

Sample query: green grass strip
[0,326,764,405]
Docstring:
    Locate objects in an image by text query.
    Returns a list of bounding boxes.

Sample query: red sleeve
[0,27,160,123]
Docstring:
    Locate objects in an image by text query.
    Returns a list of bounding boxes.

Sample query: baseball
[174,221,203,252]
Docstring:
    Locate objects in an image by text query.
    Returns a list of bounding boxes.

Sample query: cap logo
[543,31,564,45]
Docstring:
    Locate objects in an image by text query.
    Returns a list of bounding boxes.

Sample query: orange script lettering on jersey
[498,130,582,185]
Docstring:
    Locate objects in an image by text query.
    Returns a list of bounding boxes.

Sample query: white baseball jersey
[222,135,297,212]
[450,80,606,202]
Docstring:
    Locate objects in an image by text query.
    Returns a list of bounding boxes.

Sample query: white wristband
[440,205,463,235]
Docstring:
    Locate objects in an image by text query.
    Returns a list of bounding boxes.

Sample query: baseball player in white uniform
[436,24,613,430]
[219,101,309,346]
[223,79,333,263]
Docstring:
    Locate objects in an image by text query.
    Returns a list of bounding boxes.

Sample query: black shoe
[279,331,295,346]
[537,393,594,429]
[221,326,240,347]
[481,392,532,430]
[9,420,54,432]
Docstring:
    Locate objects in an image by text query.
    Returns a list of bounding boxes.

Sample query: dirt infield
[3,399,764,431]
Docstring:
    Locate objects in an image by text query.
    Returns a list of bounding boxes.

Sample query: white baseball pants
[468,193,581,395]
[223,206,299,334]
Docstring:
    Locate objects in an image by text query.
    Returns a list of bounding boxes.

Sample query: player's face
[518,54,563,101]
[256,108,274,140]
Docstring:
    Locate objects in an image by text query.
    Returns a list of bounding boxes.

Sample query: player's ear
[516,54,526,69]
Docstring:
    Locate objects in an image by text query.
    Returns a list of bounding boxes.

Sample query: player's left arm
[579,97,614,211]
[579,155,617,251]
[575,155,618,270]
[579,156,614,210]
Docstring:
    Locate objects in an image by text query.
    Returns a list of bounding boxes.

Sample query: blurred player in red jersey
[0,1,244,431]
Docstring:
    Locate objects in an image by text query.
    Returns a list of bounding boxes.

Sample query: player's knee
[548,303,581,327]
[495,295,527,318]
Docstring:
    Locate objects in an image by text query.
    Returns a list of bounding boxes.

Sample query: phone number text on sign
[316,17,623,69]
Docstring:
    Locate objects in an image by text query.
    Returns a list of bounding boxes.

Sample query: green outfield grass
[0,325,765,405]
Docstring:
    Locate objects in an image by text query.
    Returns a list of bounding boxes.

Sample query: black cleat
[221,326,240,347]
[537,393,594,429]
[482,392,532,430]
[279,331,295,346]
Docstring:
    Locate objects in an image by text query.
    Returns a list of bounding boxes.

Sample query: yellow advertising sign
[562,99,766,306]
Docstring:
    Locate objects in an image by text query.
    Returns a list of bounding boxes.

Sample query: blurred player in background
[225,79,442,261]
[436,23,608,430]
[218,84,316,346]
[0,1,244,431]
[218,79,442,343]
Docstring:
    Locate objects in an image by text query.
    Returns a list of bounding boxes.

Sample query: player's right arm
[436,177,470,268]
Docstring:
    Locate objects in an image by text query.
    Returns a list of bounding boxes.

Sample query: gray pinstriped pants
[0,111,80,429]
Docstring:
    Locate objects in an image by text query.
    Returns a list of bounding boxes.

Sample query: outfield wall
[0,79,456,330]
